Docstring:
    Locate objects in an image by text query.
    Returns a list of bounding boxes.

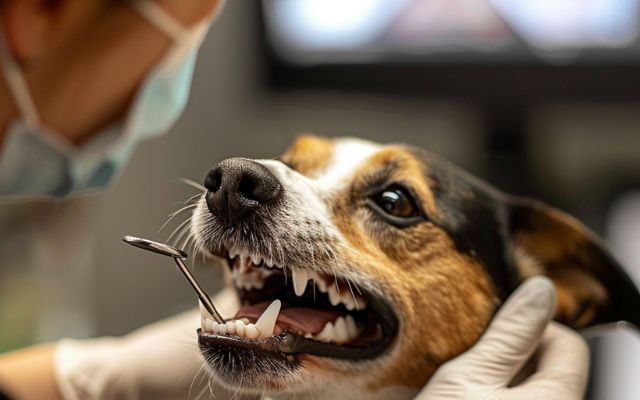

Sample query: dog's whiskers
[180,177,207,192]
[159,203,198,233]
[168,217,192,244]
[346,279,358,308]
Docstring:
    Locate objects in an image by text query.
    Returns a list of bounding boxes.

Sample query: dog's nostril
[204,170,222,193]
[238,176,258,201]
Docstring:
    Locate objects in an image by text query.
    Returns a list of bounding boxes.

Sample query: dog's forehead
[315,138,382,188]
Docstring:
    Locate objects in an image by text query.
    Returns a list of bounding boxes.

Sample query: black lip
[198,295,398,360]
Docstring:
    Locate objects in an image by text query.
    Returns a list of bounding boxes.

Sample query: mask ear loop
[0,27,42,131]
[129,0,190,43]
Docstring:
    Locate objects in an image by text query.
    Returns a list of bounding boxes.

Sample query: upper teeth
[230,252,367,311]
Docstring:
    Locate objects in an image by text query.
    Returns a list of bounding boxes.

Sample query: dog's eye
[367,186,425,227]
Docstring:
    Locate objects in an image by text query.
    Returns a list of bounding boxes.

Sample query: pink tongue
[234,301,342,335]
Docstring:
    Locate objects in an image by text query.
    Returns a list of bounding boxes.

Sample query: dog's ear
[508,198,640,329]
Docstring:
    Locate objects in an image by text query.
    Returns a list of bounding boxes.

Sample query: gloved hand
[416,277,589,400]
[55,288,240,400]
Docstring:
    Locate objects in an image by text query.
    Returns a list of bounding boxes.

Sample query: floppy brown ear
[508,198,640,329]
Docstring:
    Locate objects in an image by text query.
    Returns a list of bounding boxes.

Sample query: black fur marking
[408,147,520,299]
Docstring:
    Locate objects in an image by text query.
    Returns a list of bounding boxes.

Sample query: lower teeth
[201,310,361,345]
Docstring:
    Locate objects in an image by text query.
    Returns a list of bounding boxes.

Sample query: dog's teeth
[334,317,349,343]
[345,315,358,339]
[235,320,246,336]
[226,321,236,335]
[245,323,260,339]
[255,299,281,338]
[328,285,342,306]
[229,249,237,259]
[250,254,261,266]
[292,268,310,296]
[341,293,355,310]
[213,322,224,334]
[314,321,336,342]
[314,273,328,293]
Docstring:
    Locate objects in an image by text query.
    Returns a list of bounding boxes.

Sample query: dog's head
[191,135,640,399]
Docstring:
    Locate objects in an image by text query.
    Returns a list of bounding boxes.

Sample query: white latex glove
[55,288,240,400]
[416,277,589,400]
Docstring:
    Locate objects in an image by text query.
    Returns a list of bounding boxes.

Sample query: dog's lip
[198,296,399,360]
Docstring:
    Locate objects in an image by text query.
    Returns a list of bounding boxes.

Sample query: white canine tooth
[229,249,237,259]
[328,286,341,306]
[206,319,214,333]
[235,320,246,337]
[255,299,281,338]
[334,317,349,344]
[315,322,336,342]
[292,268,309,296]
[245,323,259,339]
[226,321,236,335]
[345,315,358,339]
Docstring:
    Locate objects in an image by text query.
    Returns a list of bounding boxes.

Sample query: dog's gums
[198,247,399,360]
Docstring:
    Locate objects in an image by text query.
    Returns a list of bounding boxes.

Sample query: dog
[189,135,640,400]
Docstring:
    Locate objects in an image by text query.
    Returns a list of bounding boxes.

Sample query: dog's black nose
[204,158,282,223]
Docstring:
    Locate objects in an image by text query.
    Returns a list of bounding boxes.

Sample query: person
[0,0,221,197]
[0,1,589,399]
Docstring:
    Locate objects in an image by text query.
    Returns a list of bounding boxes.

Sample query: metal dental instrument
[123,235,224,323]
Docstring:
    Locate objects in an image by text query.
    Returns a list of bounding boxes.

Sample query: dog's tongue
[234,301,342,335]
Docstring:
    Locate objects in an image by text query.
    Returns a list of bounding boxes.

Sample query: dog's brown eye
[377,189,414,217]
[367,186,425,227]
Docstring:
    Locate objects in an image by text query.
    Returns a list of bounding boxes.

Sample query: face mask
[0,1,215,199]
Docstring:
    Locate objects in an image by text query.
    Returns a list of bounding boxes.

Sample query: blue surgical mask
[0,1,215,199]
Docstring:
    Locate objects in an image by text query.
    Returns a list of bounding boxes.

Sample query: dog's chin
[198,333,303,393]
[196,240,400,395]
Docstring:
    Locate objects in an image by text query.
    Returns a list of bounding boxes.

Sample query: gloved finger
[507,322,589,400]
[457,276,556,387]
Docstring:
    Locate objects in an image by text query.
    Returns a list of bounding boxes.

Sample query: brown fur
[280,135,335,178]
[512,203,610,327]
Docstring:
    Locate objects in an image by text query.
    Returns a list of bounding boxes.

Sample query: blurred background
[1,1,639,398]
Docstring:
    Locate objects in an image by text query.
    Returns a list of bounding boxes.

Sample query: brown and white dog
[190,135,640,400]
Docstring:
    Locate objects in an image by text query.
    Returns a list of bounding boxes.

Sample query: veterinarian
[0,1,589,399]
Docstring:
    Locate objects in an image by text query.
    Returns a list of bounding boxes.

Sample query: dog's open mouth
[198,248,399,360]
